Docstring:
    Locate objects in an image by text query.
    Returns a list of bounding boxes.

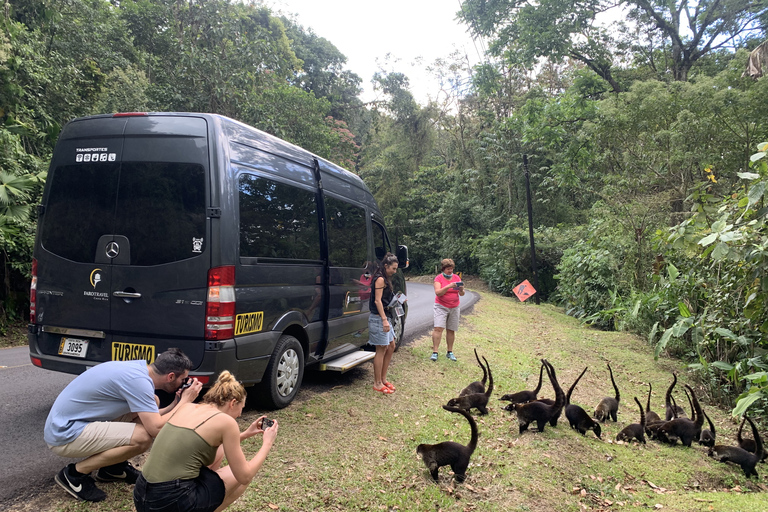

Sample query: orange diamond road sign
[513,280,536,302]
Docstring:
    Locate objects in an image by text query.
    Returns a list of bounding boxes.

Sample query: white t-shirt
[44,360,158,446]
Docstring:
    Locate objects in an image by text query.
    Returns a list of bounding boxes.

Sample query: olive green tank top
[141,412,221,483]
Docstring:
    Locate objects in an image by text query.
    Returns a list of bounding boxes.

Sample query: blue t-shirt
[44,360,159,446]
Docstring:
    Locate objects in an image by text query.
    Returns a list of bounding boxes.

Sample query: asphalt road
[0,281,478,508]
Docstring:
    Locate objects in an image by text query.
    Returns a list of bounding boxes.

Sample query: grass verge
[10,290,768,511]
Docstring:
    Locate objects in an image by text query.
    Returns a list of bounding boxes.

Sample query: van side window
[372,220,392,261]
[238,174,321,260]
[325,196,367,268]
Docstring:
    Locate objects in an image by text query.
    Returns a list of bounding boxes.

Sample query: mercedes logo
[105,241,120,259]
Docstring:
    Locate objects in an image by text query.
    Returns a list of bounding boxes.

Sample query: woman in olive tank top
[134,371,278,512]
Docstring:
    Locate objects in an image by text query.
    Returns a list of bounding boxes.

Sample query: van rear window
[41,162,206,265]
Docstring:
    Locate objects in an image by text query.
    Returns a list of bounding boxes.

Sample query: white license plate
[59,337,89,358]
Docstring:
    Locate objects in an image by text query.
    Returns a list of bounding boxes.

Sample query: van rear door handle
[113,291,142,299]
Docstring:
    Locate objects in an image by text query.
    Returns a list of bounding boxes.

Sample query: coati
[664,372,686,421]
[709,415,762,478]
[499,361,544,404]
[682,387,716,447]
[644,382,661,425]
[505,359,563,434]
[594,363,620,422]
[698,409,717,447]
[564,367,602,439]
[446,356,494,415]
[416,405,478,483]
[460,348,488,396]
[616,397,646,444]
[657,384,703,447]
[736,415,768,461]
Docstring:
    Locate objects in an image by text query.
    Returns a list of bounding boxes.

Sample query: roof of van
[61,112,374,203]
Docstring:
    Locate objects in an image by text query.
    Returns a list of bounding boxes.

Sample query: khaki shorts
[434,303,460,331]
[49,414,137,458]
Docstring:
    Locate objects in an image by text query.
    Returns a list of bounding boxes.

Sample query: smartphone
[261,418,275,429]
[179,377,192,390]
[455,281,464,287]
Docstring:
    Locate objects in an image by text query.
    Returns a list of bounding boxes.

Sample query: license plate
[59,337,89,358]
[112,342,156,363]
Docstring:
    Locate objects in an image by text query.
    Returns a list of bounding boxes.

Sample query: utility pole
[522,154,540,305]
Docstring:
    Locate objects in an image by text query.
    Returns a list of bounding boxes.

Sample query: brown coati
[682,387,716,447]
[446,356,493,415]
[459,348,488,396]
[416,405,478,483]
[499,361,544,404]
[505,359,563,434]
[545,360,566,426]
[698,409,716,447]
[564,367,602,439]
[594,363,620,422]
[644,382,661,425]
[657,384,704,447]
[616,397,646,444]
[709,415,762,478]
[736,416,768,461]
[664,372,686,421]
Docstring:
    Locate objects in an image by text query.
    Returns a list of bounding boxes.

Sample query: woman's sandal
[383,381,396,391]
[373,384,394,394]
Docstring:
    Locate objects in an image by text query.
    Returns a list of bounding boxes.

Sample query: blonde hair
[202,370,247,406]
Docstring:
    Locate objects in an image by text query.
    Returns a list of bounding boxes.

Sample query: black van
[28,112,408,408]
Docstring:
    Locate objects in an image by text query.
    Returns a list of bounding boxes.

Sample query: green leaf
[742,372,768,383]
[711,361,734,371]
[698,233,718,246]
[714,327,738,340]
[732,391,763,417]
[654,327,674,359]
[678,302,691,317]
[712,242,729,260]
[667,263,679,280]
[671,318,692,337]
[747,181,766,208]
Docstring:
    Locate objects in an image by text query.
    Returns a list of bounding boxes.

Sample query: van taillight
[30,258,37,323]
[205,266,235,341]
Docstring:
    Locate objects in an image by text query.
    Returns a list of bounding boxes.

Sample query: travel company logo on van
[90,268,103,288]
[75,147,116,163]
[235,311,264,336]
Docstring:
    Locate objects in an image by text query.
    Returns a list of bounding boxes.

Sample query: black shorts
[133,466,226,512]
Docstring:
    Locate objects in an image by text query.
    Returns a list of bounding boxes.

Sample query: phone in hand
[455,281,464,287]
[261,418,275,429]
[179,377,193,391]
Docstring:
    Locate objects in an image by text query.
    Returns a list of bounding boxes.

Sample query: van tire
[259,335,305,409]
[392,314,405,351]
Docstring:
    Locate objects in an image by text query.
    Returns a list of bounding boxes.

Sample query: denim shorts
[133,466,226,512]
[368,314,395,346]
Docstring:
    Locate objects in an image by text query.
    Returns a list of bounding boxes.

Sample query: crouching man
[44,348,203,502]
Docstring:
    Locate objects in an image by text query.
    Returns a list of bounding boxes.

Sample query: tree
[457,0,768,90]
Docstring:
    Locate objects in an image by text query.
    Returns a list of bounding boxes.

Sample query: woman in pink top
[431,258,464,362]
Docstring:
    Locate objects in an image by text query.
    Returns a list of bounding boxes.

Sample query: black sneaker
[95,461,141,484]
[55,464,107,502]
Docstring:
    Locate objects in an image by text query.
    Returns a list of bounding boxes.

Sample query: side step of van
[318,350,376,372]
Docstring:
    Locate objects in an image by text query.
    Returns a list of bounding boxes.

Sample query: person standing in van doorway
[369,253,399,394]
[431,258,464,362]
[44,348,202,502]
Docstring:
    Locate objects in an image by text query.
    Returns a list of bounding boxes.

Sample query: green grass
[12,290,768,511]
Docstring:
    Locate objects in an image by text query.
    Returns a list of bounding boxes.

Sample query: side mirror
[396,245,409,269]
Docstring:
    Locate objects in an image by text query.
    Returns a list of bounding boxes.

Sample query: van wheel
[259,335,304,409]
[392,315,405,351]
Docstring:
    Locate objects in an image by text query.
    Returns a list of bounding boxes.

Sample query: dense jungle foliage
[2,0,768,416]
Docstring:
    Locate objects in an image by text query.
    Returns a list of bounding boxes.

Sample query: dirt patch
[0,320,28,349]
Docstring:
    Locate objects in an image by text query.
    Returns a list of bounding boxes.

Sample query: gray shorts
[434,303,460,331]
[49,414,137,458]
